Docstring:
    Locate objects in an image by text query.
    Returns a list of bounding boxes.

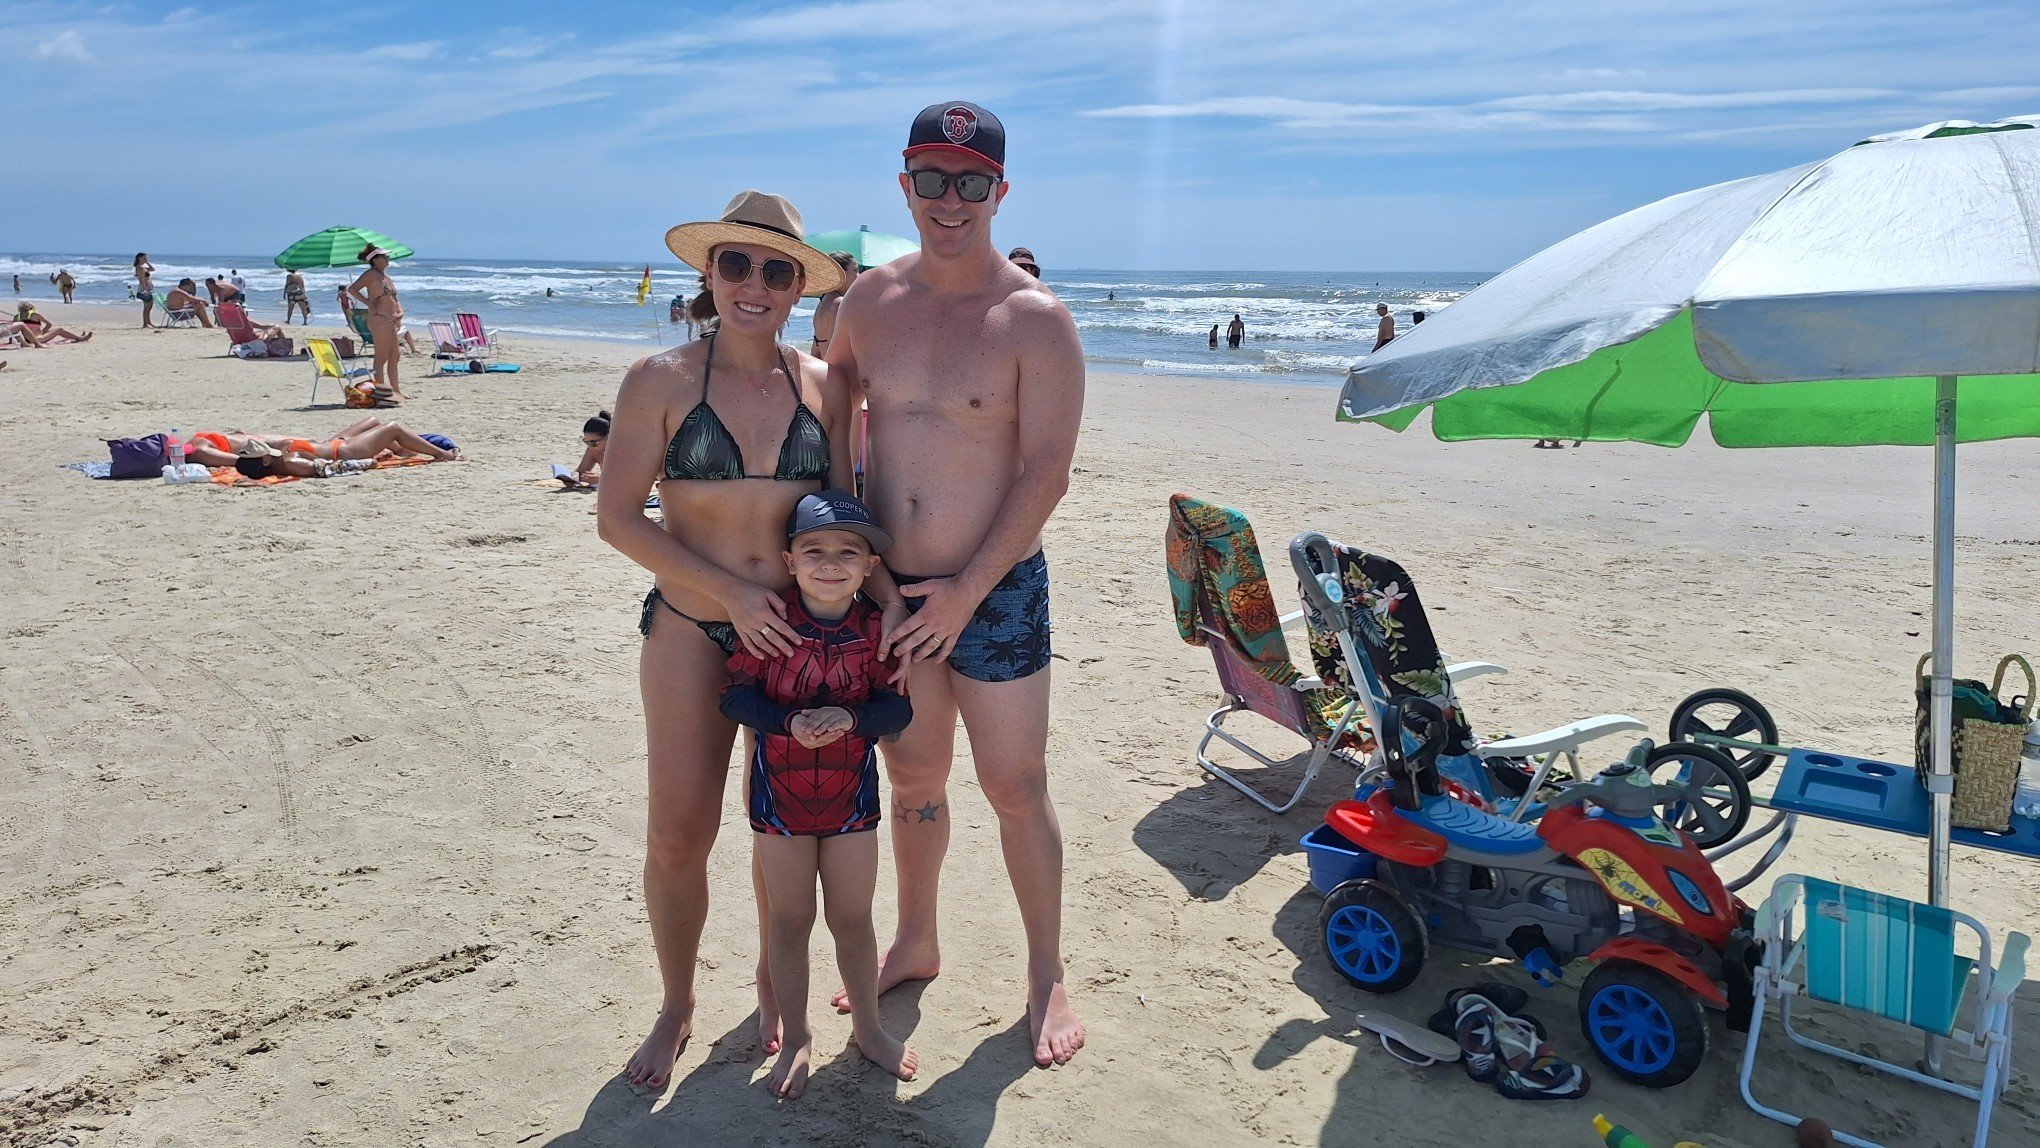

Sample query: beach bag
[106,434,167,479]
[332,335,358,358]
[230,341,268,359]
[1913,653,2034,831]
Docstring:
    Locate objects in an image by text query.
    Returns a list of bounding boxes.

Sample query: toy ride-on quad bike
[1315,700,1761,1088]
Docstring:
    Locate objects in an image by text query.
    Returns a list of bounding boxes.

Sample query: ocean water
[1,253,1483,383]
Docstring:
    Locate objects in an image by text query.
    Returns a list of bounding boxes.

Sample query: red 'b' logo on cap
[943,106,978,144]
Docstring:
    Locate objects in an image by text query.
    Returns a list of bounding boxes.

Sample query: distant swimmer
[1373,303,1395,351]
[1226,312,1244,349]
[1106,290,1114,301]
[545,287,555,297]
[1413,310,1427,324]
[1208,323,1219,348]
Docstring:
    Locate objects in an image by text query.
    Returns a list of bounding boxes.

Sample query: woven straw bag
[1915,653,2034,832]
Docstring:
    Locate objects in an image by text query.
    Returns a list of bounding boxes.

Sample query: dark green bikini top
[664,333,829,483]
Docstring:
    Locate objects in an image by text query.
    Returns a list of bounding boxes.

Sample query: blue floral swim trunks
[897,550,1052,682]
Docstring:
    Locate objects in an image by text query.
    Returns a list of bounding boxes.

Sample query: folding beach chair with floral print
[1168,494,1374,813]
[1291,532,1653,819]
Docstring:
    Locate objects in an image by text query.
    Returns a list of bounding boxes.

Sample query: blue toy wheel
[1578,960,1709,1088]
[1319,880,1426,993]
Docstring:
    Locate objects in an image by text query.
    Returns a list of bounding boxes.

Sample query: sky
[4,0,2037,271]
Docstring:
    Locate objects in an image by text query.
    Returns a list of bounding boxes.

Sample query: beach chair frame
[1738,874,2026,1147]
[307,337,374,407]
[1290,532,1649,819]
[452,311,498,359]
[1192,591,1367,813]
[428,320,472,359]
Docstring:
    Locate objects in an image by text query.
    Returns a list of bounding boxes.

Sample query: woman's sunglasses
[909,169,998,203]
[714,250,799,292]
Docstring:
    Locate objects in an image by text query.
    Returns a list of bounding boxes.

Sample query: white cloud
[35,29,92,63]
[365,40,442,61]
[164,7,199,22]
[1486,88,1891,113]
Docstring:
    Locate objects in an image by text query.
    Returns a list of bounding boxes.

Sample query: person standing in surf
[824,100,1087,1067]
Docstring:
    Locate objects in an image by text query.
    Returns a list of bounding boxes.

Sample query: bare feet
[623,1009,690,1090]
[831,942,938,1012]
[765,1031,812,1099]
[755,963,782,1055]
[1029,979,1085,1066]
[853,1027,919,1082]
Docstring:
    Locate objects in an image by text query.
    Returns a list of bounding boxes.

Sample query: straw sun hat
[664,191,845,298]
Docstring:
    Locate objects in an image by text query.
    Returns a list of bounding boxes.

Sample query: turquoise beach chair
[1739,875,2026,1147]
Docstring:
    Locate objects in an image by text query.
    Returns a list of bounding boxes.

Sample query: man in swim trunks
[825,100,1087,1067]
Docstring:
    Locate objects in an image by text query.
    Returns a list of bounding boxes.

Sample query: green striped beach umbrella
[804,226,917,270]
[273,227,414,270]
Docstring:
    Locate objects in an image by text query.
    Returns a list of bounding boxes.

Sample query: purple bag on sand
[106,434,168,479]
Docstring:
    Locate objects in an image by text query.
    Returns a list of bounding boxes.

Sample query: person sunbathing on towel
[181,420,460,466]
[4,315,91,346]
[166,280,216,328]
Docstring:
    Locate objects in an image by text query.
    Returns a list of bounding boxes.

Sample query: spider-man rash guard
[718,589,911,836]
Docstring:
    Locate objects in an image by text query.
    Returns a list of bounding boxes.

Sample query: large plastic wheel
[1577,960,1709,1088]
[1668,688,1779,780]
[1320,880,1427,994]
[1644,741,1752,847]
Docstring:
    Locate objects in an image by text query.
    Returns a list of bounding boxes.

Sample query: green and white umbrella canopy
[1337,115,2040,912]
[273,227,415,271]
[803,226,918,271]
[1342,116,2040,447]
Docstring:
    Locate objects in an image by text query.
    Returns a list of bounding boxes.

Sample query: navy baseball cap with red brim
[904,101,1005,174]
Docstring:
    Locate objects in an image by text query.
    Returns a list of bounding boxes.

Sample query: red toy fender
[1326,793,1448,868]
[1589,938,1727,1009]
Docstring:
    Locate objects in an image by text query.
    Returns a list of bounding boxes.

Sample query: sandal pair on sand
[1355,983,1590,1101]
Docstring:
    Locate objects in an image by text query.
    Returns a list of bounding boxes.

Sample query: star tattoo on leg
[895,800,945,823]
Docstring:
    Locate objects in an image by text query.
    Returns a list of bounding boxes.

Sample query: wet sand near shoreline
[2,301,2036,1146]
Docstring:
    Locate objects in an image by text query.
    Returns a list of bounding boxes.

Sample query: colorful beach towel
[1166,493,1299,685]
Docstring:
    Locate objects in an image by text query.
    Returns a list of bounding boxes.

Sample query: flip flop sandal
[1428,982,1533,1037]
[1451,995,1505,1083]
[1495,1053,1591,1101]
[1355,1007,1462,1067]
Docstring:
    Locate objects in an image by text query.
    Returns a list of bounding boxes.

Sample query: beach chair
[428,320,476,359]
[347,309,376,349]
[157,293,199,328]
[307,337,375,407]
[1291,532,1659,821]
[1739,875,2027,1147]
[453,311,498,358]
[1168,495,1374,812]
[217,302,293,357]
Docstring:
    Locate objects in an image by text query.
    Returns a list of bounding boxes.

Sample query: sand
[1,299,2036,1148]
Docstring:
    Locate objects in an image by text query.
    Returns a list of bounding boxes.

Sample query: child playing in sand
[717,490,919,1099]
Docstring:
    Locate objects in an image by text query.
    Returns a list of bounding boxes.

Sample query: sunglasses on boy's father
[907,169,999,203]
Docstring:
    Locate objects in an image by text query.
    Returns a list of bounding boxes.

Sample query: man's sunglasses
[715,250,799,292]
[908,169,998,203]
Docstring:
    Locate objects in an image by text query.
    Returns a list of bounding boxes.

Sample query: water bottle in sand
[2014,720,2040,820]
[163,429,185,482]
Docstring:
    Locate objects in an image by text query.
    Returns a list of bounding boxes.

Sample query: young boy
[719,490,919,1099]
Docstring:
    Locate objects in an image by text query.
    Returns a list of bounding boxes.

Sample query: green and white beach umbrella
[804,226,918,271]
[273,226,415,270]
[1339,115,2040,911]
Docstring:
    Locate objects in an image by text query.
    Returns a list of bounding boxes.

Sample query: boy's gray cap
[788,489,891,553]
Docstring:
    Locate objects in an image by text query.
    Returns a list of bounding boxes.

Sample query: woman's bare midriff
[653,477,805,619]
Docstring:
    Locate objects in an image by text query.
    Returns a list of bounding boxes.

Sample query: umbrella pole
[1925,373,1958,1076]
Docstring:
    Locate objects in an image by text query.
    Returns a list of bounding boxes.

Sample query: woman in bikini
[283,271,311,325]
[347,246,406,401]
[135,254,156,328]
[596,191,853,1091]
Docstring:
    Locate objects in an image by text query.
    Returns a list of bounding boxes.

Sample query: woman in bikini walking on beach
[595,190,853,1091]
[347,246,406,401]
